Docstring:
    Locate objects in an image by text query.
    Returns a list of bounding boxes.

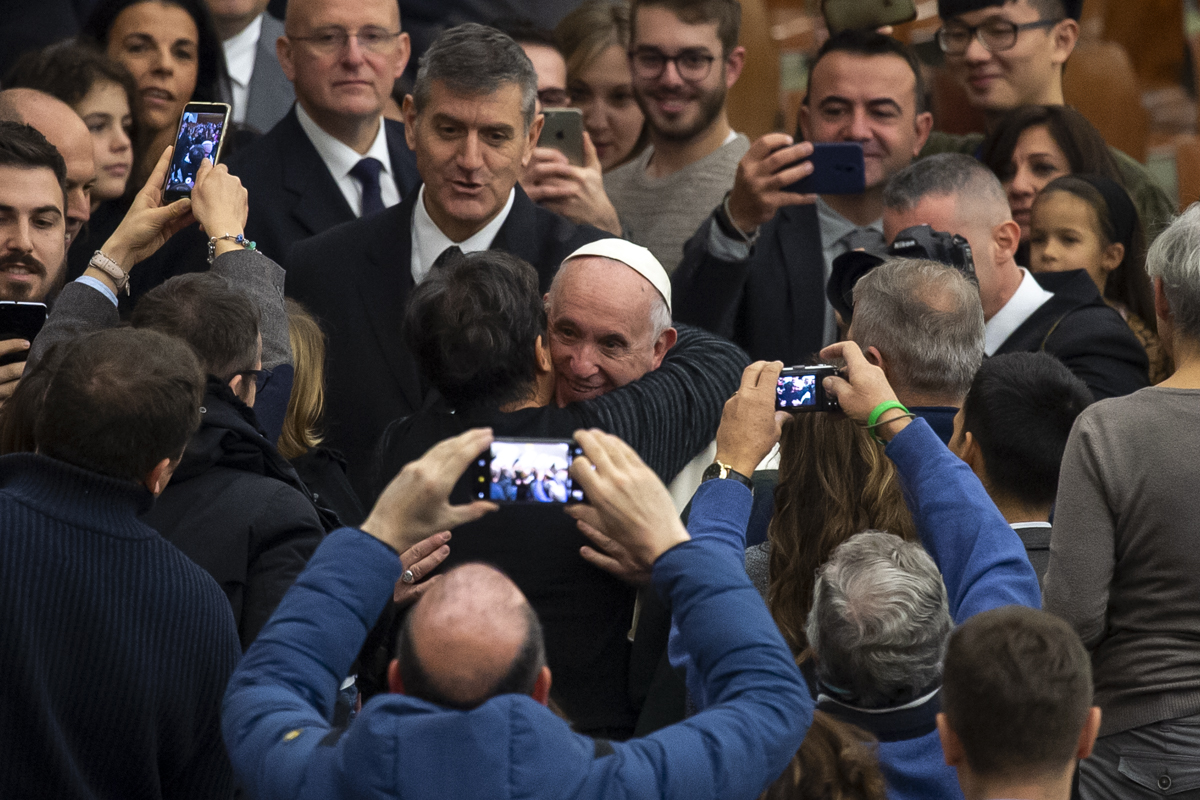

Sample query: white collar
[817,686,941,714]
[985,268,1055,356]
[1011,521,1052,529]
[222,14,263,88]
[410,185,516,284]
[294,102,392,184]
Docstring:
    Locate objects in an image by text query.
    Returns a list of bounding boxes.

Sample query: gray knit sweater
[604,134,750,273]
[1045,387,1200,736]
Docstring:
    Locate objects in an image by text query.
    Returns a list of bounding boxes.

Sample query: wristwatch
[701,460,754,492]
[88,250,130,295]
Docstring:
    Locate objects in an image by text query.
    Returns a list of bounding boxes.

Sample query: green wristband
[868,400,909,430]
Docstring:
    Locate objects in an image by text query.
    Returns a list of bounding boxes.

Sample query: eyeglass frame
[936,17,1061,56]
[627,46,719,82]
[287,26,403,55]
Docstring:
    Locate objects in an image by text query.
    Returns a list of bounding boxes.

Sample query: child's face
[1029,190,1123,294]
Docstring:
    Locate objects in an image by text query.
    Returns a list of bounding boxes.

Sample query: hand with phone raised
[522,130,622,236]
[725,134,818,235]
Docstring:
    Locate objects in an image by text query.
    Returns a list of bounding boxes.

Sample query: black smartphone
[538,108,585,166]
[0,302,47,366]
[472,438,586,504]
[786,142,866,196]
[776,365,841,412]
[822,0,917,35]
[162,102,232,202]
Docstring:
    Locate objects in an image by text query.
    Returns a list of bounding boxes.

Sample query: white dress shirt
[984,268,1055,356]
[222,14,262,126]
[294,104,400,217]
[410,185,516,284]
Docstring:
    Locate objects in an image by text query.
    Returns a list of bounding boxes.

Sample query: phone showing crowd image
[776,365,840,412]
[538,108,585,166]
[163,102,232,203]
[472,438,585,504]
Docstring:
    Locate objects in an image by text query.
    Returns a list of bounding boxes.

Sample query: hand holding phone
[163,102,232,202]
[538,108,585,166]
[784,142,865,196]
[725,133,818,234]
[472,438,586,504]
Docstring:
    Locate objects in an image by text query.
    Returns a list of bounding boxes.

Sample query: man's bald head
[0,89,95,245]
[393,564,547,709]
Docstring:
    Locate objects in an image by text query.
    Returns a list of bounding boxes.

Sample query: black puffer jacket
[142,378,333,650]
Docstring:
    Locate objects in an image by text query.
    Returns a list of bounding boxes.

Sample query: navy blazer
[226,108,420,263]
[284,184,608,500]
[672,204,829,366]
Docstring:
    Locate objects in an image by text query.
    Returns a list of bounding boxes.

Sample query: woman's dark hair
[980,105,1121,187]
[81,0,230,104]
[1036,174,1156,332]
[762,711,888,800]
[404,249,547,412]
[3,42,138,113]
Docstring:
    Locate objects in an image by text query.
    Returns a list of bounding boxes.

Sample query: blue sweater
[222,480,811,800]
[0,453,241,799]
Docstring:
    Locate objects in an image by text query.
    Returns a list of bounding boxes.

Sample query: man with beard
[0,122,69,405]
[602,0,748,272]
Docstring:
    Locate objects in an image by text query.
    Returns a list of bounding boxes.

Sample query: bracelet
[88,250,130,295]
[866,400,911,445]
[715,192,760,247]
[208,233,256,264]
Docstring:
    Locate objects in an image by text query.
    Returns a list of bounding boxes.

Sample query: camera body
[887,225,976,281]
[776,365,841,412]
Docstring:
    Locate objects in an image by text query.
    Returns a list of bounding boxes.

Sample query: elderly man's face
[546,256,673,405]
[0,165,67,302]
[404,79,542,242]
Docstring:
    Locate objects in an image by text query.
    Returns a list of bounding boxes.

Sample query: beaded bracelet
[208,233,257,264]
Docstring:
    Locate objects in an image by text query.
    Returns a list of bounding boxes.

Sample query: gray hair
[806,531,952,708]
[884,153,1010,228]
[851,258,984,401]
[1146,203,1200,341]
[413,23,539,130]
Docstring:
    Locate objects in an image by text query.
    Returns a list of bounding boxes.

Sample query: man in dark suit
[286,23,607,500]
[883,153,1149,400]
[672,31,933,366]
[226,0,420,262]
[207,0,296,135]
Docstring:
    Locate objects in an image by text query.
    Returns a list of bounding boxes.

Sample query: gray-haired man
[286,22,607,501]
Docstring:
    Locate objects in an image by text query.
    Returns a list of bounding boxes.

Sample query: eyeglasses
[236,368,269,392]
[936,18,1060,56]
[289,26,402,55]
[628,47,717,82]
[538,88,570,108]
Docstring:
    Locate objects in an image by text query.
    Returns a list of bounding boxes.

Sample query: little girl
[1029,174,1169,383]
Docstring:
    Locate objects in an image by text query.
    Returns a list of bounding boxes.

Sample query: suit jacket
[672,204,828,365]
[242,14,294,135]
[226,108,420,263]
[284,184,608,500]
[994,269,1149,401]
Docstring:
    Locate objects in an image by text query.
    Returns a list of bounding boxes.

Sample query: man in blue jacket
[222,363,811,799]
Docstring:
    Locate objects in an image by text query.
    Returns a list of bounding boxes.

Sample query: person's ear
[863,344,886,369]
[523,114,546,168]
[724,45,746,87]
[913,111,934,156]
[1154,276,1173,323]
[387,659,405,694]
[142,456,177,496]
[798,100,812,143]
[994,219,1022,262]
[1050,18,1079,67]
[532,665,552,706]
[535,334,553,374]
[228,372,245,399]
[276,35,295,82]
[394,31,412,79]
[937,713,966,767]
[403,95,418,150]
[650,326,677,370]
[960,431,988,484]
[1076,707,1102,760]
[1099,242,1125,277]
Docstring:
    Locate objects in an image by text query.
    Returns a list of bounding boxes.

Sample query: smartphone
[538,108,585,167]
[786,142,866,196]
[162,102,232,202]
[822,0,917,35]
[472,438,585,504]
[0,302,47,366]
[776,365,841,412]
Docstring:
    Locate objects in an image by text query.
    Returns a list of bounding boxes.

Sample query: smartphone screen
[163,103,231,201]
[473,439,585,504]
[0,302,47,366]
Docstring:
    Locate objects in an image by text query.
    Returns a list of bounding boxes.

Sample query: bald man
[0,88,95,249]
[225,397,812,799]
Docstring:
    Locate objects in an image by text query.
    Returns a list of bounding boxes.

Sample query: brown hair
[767,413,917,660]
[980,105,1121,187]
[630,0,741,56]
[278,298,326,460]
[762,711,888,800]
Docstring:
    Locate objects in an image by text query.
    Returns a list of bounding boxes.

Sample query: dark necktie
[432,245,464,272]
[841,227,888,258]
[350,157,385,218]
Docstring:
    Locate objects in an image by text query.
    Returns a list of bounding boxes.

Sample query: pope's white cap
[561,238,672,312]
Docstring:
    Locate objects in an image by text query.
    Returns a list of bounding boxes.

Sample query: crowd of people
[0,0,1197,798]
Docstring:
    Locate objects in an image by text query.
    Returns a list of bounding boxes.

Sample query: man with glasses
[226,0,420,262]
[602,0,748,272]
[923,0,1173,234]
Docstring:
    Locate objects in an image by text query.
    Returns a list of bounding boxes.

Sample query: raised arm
[821,341,1041,621]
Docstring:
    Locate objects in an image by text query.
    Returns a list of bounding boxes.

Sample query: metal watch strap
[701,460,754,492]
[88,250,130,295]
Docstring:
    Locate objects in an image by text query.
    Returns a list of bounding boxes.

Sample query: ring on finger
[401,569,416,585]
